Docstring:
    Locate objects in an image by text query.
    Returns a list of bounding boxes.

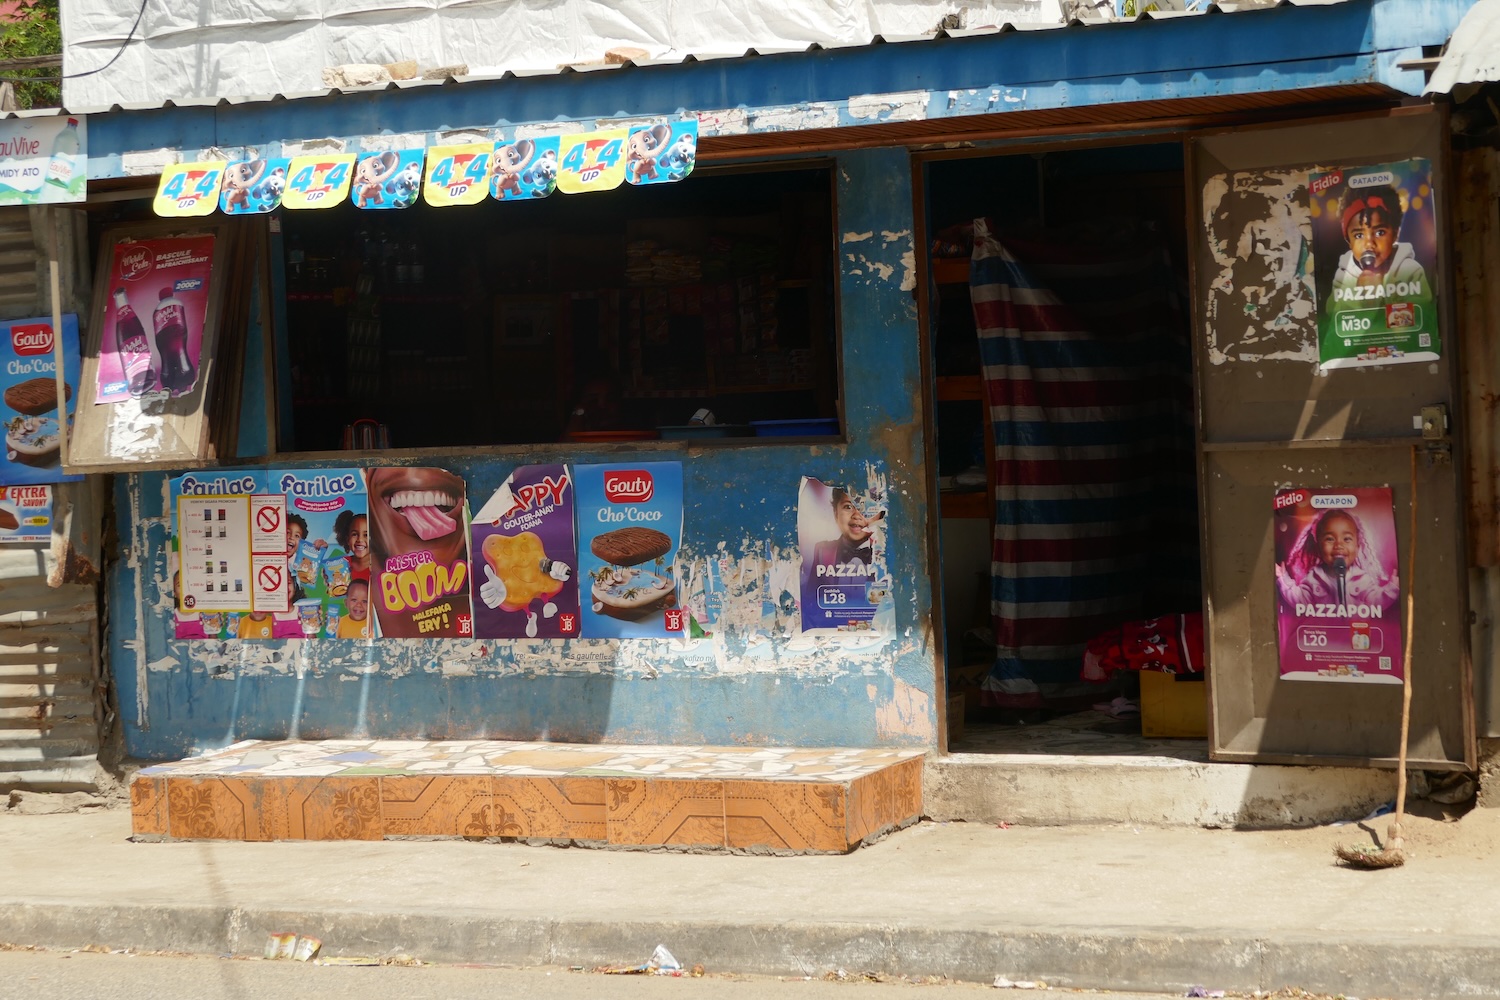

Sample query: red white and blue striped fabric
[969,218,1199,709]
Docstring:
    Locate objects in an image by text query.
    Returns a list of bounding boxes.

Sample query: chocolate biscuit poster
[575,462,685,639]
[1274,487,1402,684]
[0,313,81,486]
[96,234,214,403]
[471,463,580,639]
[1310,158,1439,371]
[366,467,472,638]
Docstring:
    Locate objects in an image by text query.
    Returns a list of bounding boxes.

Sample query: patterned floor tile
[605,778,725,848]
[129,777,168,836]
[724,779,848,852]
[381,776,495,837]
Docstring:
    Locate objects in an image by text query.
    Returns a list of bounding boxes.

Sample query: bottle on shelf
[407,242,424,287]
[285,233,305,292]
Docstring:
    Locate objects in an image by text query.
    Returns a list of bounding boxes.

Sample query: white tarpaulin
[62,0,1067,109]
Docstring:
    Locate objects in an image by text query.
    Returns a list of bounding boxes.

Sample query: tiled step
[129,740,925,853]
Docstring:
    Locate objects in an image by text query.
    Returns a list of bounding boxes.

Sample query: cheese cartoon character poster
[1309,158,1439,370]
[574,462,685,638]
[366,467,472,638]
[470,463,580,639]
[1273,487,1402,684]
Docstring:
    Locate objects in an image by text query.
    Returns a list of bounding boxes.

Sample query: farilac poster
[366,467,472,638]
[0,313,81,486]
[575,462,685,638]
[1274,487,1403,684]
[281,469,370,641]
[1310,158,1439,370]
[96,234,214,402]
[471,463,580,639]
[798,477,892,634]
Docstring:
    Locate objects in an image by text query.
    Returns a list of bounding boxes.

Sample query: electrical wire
[0,0,149,83]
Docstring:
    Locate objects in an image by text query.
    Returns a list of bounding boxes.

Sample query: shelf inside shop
[931,257,970,285]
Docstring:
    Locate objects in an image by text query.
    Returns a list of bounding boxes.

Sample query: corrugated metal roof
[1427,0,1500,94]
[18,0,1339,120]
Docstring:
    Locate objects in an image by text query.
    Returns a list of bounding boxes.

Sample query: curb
[0,902,1496,999]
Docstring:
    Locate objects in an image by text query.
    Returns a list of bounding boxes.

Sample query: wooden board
[67,217,252,473]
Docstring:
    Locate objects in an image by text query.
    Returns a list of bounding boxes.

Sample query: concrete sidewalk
[2,807,1497,999]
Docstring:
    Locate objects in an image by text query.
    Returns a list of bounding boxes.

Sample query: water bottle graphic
[112,288,157,397]
[45,118,81,192]
[153,286,197,396]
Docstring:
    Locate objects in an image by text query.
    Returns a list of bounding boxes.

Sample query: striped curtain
[970,218,1199,710]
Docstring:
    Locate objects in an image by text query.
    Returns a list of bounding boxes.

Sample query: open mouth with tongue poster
[365,466,473,638]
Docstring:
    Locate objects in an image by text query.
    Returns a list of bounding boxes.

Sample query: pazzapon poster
[798,477,892,635]
[1310,158,1439,370]
[1274,486,1403,684]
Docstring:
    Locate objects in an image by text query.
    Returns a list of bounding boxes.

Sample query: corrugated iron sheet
[19,0,1341,120]
[1427,0,1500,94]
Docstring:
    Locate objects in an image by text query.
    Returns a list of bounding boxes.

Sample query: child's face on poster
[1348,209,1396,273]
[1318,513,1359,569]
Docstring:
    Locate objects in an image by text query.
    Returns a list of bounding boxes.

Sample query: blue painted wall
[110,147,935,760]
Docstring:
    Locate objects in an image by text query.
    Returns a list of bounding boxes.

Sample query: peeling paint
[847,90,928,123]
[875,679,934,741]
[842,231,874,244]
[280,136,349,155]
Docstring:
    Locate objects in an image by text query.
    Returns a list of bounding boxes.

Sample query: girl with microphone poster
[1273,487,1402,683]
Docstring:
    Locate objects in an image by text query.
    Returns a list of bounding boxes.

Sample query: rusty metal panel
[1192,109,1473,767]
[0,206,103,792]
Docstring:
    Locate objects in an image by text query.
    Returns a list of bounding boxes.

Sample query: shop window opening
[926,142,1207,757]
[278,163,840,453]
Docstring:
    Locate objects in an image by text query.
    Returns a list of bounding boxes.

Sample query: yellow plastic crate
[1139,670,1207,739]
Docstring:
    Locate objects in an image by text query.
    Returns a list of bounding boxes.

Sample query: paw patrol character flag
[797,477,892,635]
[470,463,580,639]
[352,149,425,210]
[625,121,697,186]
[281,154,356,210]
[1309,158,1440,370]
[574,462,685,638]
[491,136,560,201]
[218,157,291,215]
[365,467,473,638]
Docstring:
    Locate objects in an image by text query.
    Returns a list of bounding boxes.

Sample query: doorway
[922,141,1208,758]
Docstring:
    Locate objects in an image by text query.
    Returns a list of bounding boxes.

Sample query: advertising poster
[491,135,560,201]
[624,121,697,186]
[797,477,892,634]
[422,143,492,208]
[0,314,81,486]
[1310,158,1439,370]
[470,463,580,639]
[152,161,226,218]
[282,154,356,210]
[96,234,214,403]
[0,116,86,205]
[169,471,266,640]
[366,466,472,638]
[218,156,291,215]
[351,149,424,210]
[0,485,53,544]
[280,469,371,640]
[1274,487,1403,684]
[575,462,685,638]
[556,129,628,195]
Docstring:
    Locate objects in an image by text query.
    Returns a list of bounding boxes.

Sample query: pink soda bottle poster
[95,234,214,403]
[365,467,472,639]
[1273,486,1403,684]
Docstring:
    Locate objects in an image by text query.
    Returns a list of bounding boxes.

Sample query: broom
[1334,445,1418,870]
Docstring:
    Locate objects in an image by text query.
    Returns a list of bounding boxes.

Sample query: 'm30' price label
[423,143,492,207]
[556,129,628,194]
[281,154,356,210]
[154,162,227,217]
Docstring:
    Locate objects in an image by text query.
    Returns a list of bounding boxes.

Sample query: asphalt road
[0,950,1198,1000]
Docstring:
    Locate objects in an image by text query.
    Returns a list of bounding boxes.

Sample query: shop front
[20,0,1486,834]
